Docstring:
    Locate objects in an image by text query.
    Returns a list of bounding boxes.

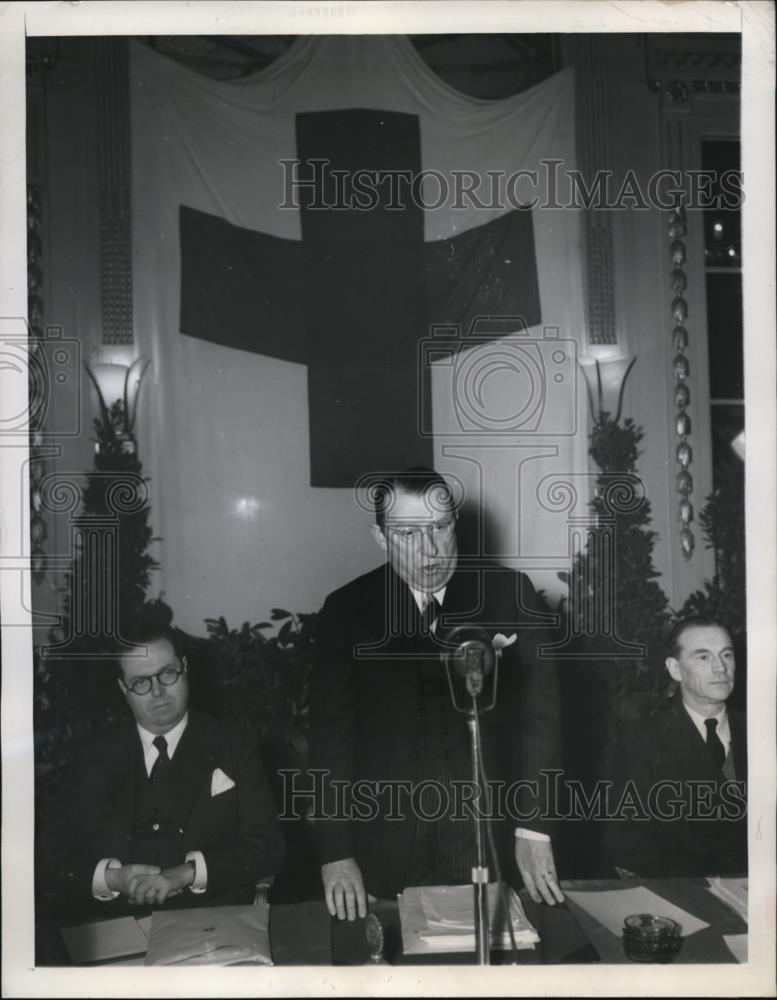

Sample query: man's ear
[116,676,128,700]
[371,523,387,553]
[181,655,188,674]
[665,656,681,684]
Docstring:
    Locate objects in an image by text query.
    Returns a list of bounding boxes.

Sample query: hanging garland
[668,203,694,560]
[28,185,47,584]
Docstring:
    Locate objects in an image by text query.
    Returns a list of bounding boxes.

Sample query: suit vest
[131,751,184,870]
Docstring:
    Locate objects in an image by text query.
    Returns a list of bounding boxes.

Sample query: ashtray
[622,913,683,963]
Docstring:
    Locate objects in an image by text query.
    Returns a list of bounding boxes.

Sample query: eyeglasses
[386,517,456,544]
[122,665,184,696]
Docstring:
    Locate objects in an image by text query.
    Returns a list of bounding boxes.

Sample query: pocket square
[492,632,518,651]
[211,767,236,796]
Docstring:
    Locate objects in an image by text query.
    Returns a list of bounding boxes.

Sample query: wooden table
[560,878,746,964]
[42,878,745,966]
[269,878,746,965]
[270,891,597,966]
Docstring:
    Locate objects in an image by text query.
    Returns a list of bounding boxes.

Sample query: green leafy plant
[555,411,674,876]
[679,461,745,636]
[34,402,170,807]
[201,609,317,757]
[562,414,673,715]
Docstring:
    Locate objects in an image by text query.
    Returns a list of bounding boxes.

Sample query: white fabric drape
[131,36,588,634]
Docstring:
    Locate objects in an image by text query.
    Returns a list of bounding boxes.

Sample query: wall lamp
[579,354,637,425]
[85,355,150,453]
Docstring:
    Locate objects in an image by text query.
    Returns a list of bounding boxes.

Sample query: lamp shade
[579,355,636,420]
[89,363,128,408]
[86,356,150,434]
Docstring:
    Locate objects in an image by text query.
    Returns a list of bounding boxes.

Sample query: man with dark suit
[605,616,747,877]
[36,623,285,918]
[308,467,562,921]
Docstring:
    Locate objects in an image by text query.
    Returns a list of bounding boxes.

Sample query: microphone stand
[441,627,501,967]
[466,692,490,966]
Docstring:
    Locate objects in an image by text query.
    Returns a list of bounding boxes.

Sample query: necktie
[704,718,726,770]
[150,735,171,785]
[420,597,441,635]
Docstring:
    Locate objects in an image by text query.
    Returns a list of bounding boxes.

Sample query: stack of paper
[706,877,748,924]
[398,884,539,955]
[723,933,748,963]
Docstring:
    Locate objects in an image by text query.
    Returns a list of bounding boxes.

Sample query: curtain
[131,36,588,633]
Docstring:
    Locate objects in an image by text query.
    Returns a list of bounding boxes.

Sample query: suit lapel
[660,700,722,781]
[377,565,432,654]
[104,721,143,835]
[435,564,486,637]
[171,712,217,833]
[728,707,747,781]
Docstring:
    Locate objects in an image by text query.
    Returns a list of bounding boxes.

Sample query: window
[702,139,744,492]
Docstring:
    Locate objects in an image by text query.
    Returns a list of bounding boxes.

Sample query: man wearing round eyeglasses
[309,466,562,921]
[36,622,285,921]
[118,643,190,737]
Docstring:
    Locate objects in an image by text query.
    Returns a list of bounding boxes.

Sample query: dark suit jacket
[36,710,285,917]
[307,560,561,898]
[604,698,747,878]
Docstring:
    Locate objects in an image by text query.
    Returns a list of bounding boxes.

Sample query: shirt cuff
[514,827,551,842]
[92,857,122,900]
[185,850,208,893]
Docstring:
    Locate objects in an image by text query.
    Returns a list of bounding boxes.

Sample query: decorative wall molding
[26,57,50,584]
[667,205,695,560]
[646,35,741,107]
[97,38,133,346]
[28,185,48,583]
[572,37,617,349]
[647,39,740,76]
[653,74,739,574]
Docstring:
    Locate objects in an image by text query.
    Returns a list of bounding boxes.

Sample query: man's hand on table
[515,837,564,906]
[105,861,195,905]
[322,857,377,921]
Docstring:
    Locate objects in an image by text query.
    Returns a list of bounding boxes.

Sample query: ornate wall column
[565,35,618,356]
[96,38,134,351]
[645,35,740,602]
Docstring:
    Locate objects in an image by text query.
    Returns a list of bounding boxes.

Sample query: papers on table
[723,933,748,963]
[144,904,273,966]
[563,886,709,938]
[706,877,748,924]
[62,906,273,967]
[398,883,539,955]
[61,916,149,965]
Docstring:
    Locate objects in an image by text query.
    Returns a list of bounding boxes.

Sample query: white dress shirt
[409,585,447,627]
[92,713,207,900]
[683,702,731,758]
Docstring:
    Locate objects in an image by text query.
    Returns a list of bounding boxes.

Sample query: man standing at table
[307,467,563,920]
[606,616,747,877]
[36,622,285,918]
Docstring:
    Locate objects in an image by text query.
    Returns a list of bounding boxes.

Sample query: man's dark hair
[113,621,185,677]
[666,615,731,659]
[373,466,456,530]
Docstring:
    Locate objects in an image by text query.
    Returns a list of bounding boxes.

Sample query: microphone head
[439,625,499,708]
[440,626,497,680]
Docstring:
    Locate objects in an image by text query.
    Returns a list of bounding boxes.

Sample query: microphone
[439,626,499,714]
